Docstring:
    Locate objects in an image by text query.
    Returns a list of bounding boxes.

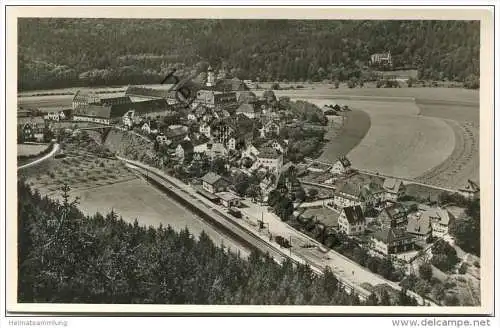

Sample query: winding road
[17,143,60,170]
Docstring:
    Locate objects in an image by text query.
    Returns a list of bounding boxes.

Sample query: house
[255,147,283,172]
[238,91,257,104]
[216,191,241,208]
[156,134,170,145]
[72,90,99,111]
[166,125,189,143]
[378,203,408,229]
[260,121,280,138]
[199,122,212,138]
[333,183,362,208]
[406,213,432,242]
[194,142,228,160]
[338,205,366,236]
[330,156,352,175]
[141,122,151,134]
[227,137,237,151]
[382,178,405,201]
[370,52,393,67]
[124,85,172,102]
[459,180,480,199]
[196,89,238,110]
[236,103,255,119]
[371,227,415,255]
[242,143,260,160]
[201,172,229,194]
[176,140,194,162]
[421,207,453,238]
[359,183,385,209]
[122,110,135,129]
[73,105,111,125]
[211,121,236,145]
[44,111,67,121]
[270,139,287,155]
[100,96,132,106]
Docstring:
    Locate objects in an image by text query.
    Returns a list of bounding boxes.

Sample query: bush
[473,261,480,268]
[458,263,468,274]
[419,263,433,281]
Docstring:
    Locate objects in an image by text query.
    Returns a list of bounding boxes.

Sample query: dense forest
[18,180,420,305]
[18,19,480,90]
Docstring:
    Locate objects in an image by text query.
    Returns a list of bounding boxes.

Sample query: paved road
[119,157,440,305]
[17,143,60,170]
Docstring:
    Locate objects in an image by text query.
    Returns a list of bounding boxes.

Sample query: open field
[68,178,250,257]
[319,109,371,162]
[17,143,48,156]
[416,120,479,189]
[417,99,479,124]
[303,98,456,180]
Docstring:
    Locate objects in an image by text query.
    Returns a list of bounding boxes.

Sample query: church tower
[206,65,215,87]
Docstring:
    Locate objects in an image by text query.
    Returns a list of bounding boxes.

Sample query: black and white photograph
[4,5,495,317]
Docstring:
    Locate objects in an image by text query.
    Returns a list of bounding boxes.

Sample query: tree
[294,188,306,202]
[307,188,319,200]
[419,262,433,281]
[347,77,357,88]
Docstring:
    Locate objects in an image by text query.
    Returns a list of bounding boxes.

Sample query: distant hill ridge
[18,19,479,91]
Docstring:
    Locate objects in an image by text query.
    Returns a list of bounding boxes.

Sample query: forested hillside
[18,19,479,90]
[18,180,423,305]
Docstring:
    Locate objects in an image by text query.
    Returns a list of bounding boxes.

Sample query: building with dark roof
[338,205,365,236]
[201,172,229,194]
[406,213,432,242]
[382,178,405,201]
[255,147,283,172]
[125,86,174,101]
[371,227,415,255]
[334,183,362,208]
[108,99,171,118]
[213,77,249,92]
[99,96,132,106]
[421,207,453,238]
[73,104,112,125]
[378,203,408,229]
[236,103,256,119]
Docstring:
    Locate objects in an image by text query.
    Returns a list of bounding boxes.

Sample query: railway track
[120,158,374,301]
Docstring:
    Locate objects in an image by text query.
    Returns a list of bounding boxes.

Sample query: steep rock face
[104,129,155,162]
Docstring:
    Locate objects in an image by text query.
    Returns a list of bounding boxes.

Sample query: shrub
[419,263,433,281]
[473,261,480,268]
[458,263,468,274]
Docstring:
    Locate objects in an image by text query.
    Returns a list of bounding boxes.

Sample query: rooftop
[201,172,223,185]
[407,214,432,236]
[383,178,403,193]
[372,227,413,244]
[343,205,365,225]
[257,147,281,159]
[216,191,240,202]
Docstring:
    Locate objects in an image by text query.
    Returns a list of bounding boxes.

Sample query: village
[17,62,481,306]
